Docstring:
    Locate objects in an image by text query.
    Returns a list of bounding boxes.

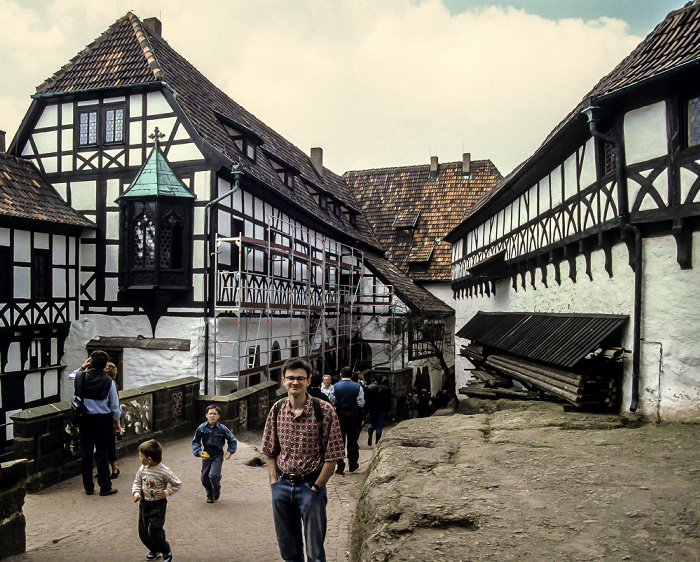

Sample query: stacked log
[484,354,617,408]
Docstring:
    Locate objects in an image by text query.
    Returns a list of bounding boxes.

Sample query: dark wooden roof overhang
[457,311,627,368]
[87,337,190,351]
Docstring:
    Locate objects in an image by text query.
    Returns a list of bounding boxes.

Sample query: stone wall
[0,459,28,559]
[10,377,282,491]
[11,377,199,491]
[194,380,280,431]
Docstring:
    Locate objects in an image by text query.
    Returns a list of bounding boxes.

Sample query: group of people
[72,352,395,561]
[404,387,452,419]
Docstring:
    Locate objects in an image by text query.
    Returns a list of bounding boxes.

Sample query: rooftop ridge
[36,14,130,94]
[128,12,164,80]
[344,159,496,175]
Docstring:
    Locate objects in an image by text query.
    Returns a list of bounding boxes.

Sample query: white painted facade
[451,90,700,421]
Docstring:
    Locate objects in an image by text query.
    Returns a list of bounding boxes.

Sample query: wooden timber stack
[460,345,619,408]
[485,354,617,408]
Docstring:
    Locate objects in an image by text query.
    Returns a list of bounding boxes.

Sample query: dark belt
[278,469,321,484]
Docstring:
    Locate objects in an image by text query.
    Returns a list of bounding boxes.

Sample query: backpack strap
[272,396,325,458]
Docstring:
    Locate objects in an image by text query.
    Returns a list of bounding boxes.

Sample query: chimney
[311,147,323,177]
[143,17,162,37]
[429,155,439,180]
[462,152,471,178]
[0,130,5,153]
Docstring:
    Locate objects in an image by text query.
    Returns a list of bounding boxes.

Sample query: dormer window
[393,209,420,239]
[214,110,264,163]
[245,140,256,161]
[285,172,294,189]
[333,202,341,217]
[348,212,357,226]
[319,194,327,210]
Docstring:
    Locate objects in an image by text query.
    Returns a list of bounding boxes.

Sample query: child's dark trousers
[138,498,170,554]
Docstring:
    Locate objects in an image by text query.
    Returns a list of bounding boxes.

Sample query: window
[77,104,125,147]
[245,140,256,161]
[159,212,184,270]
[285,172,294,189]
[104,107,124,143]
[79,110,98,145]
[600,126,617,176]
[0,247,10,299]
[31,250,51,299]
[688,96,700,147]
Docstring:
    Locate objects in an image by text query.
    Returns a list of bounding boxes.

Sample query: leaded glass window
[688,96,700,147]
[603,127,616,176]
[159,212,183,269]
[105,107,124,143]
[133,207,156,269]
[31,250,51,299]
[79,110,98,145]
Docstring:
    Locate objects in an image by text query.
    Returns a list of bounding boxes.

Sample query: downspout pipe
[582,104,643,412]
[202,164,244,395]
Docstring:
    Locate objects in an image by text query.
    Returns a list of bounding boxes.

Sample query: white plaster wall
[452,234,700,421]
[624,101,667,165]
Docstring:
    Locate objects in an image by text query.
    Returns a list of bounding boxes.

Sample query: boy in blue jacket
[192,404,237,503]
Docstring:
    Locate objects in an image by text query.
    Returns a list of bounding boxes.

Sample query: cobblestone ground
[7,427,376,562]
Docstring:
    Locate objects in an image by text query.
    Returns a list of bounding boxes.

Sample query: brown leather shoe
[99,488,118,496]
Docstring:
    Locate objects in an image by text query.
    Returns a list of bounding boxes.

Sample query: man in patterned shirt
[261,357,344,562]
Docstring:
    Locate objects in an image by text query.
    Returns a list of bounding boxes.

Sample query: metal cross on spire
[149,127,166,149]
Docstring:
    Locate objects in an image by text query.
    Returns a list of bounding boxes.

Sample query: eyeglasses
[284,376,308,383]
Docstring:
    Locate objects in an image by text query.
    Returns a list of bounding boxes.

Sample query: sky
[0,0,685,177]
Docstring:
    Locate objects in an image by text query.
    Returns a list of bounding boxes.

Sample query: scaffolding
[212,215,398,391]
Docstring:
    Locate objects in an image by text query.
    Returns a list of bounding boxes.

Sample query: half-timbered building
[8,13,451,402]
[345,155,502,391]
[0,141,93,456]
[446,2,700,421]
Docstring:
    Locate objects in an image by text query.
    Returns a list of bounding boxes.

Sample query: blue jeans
[270,476,328,562]
[368,410,386,440]
[201,454,224,495]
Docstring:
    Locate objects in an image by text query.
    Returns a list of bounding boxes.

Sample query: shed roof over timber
[457,312,628,368]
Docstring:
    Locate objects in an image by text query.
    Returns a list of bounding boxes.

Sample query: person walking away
[73,350,121,496]
[192,404,237,503]
[132,439,181,562]
[366,376,392,445]
[261,357,344,562]
[328,366,365,474]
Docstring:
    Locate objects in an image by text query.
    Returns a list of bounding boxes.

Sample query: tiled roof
[362,251,453,315]
[34,12,379,249]
[0,152,94,228]
[345,160,502,282]
[457,1,700,227]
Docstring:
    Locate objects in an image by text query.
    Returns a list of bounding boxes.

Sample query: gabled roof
[0,152,94,229]
[31,12,379,250]
[449,1,700,236]
[345,159,502,282]
[119,141,195,200]
[362,251,453,315]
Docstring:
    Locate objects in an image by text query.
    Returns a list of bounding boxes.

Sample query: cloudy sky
[0,0,684,176]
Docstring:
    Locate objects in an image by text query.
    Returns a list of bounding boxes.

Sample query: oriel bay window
[118,132,194,292]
